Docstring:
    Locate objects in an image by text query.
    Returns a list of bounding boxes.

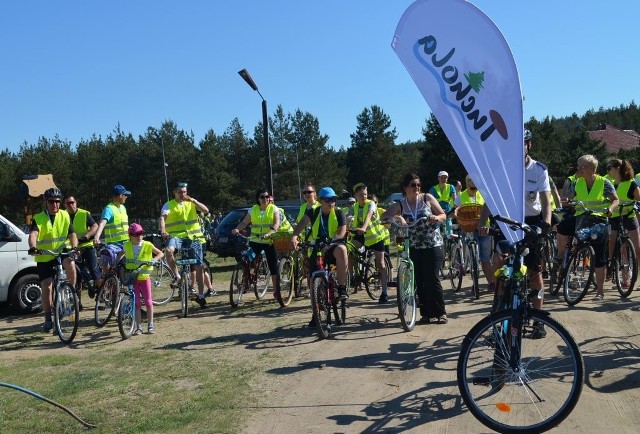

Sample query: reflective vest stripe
[612,181,634,217]
[104,204,129,243]
[34,210,71,262]
[124,241,153,280]
[353,200,385,246]
[250,204,276,244]
[574,176,608,217]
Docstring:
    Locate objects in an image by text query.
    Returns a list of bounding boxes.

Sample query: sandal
[437,315,448,324]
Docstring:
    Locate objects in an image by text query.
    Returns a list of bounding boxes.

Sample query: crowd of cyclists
[27,128,640,337]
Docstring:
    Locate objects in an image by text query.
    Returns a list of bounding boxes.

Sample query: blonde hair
[578,155,598,172]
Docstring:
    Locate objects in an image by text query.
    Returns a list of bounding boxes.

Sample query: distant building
[588,124,640,153]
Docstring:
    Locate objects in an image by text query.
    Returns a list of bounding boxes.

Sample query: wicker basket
[454,204,484,232]
[272,234,294,253]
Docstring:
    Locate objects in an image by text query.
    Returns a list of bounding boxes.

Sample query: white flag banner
[392,0,524,241]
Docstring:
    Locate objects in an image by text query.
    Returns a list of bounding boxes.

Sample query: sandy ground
[2,275,640,434]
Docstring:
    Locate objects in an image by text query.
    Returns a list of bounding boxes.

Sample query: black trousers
[410,246,446,318]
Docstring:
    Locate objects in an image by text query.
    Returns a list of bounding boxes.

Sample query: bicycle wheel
[294,254,308,298]
[95,274,119,327]
[117,292,136,339]
[563,245,594,306]
[457,309,584,434]
[449,243,464,292]
[277,256,295,307]
[253,255,270,300]
[469,243,480,300]
[229,262,248,308]
[311,276,331,339]
[180,271,189,318]
[363,252,390,300]
[54,282,79,345]
[333,300,346,326]
[614,237,637,298]
[396,261,416,332]
[151,260,175,306]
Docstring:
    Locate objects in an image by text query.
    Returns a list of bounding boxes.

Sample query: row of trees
[2,101,639,223]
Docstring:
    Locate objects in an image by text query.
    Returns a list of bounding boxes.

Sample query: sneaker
[622,281,631,289]
[170,276,181,288]
[43,319,53,333]
[205,288,217,297]
[307,316,317,328]
[593,293,604,301]
[529,322,547,339]
[147,324,155,334]
[196,297,208,309]
[378,292,389,304]
[134,327,143,336]
[188,287,197,295]
[337,287,349,301]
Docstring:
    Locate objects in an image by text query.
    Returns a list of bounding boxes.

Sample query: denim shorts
[474,233,493,262]
[169,237,203,265]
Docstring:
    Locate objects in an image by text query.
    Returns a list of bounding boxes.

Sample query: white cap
[437,171,449,177]
[347,197,356,203]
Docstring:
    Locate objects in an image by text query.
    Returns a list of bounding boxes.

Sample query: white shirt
[525,158,551,217]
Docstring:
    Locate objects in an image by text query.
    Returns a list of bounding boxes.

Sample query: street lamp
[160,134,170,203]
[238,68,273,195]
[293,142,302,202]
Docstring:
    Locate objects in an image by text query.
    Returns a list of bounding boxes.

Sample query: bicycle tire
[151,260,175,306]
[117,292,136,339]
[294,253,307,298]
[363,252,390,300]
[333,300,346,326]
[311,276,331,339]
[396,261,416,332]
[277,256,295,307]
[94,274,119,327]
[253,255,270,300]
[180,271,189,318]
[614,237,637,298]
[54,282,79,345]
[563,245,594,306]
[457,309,584,433]
[469,243,480,300]
[449,243,464,292]
[229,262,247,308]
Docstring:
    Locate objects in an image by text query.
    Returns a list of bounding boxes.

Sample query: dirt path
[2,276,640,433]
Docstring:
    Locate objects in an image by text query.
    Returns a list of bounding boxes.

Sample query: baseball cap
[352,182,366,193]
[347,197,356,203]
[128,223,144,235]
[113,185,131,196]
[437,171,449,177]
[317,187,338,199]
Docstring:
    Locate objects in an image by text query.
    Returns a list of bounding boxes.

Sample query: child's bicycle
[34,248,80,345]
[175,240,203,317]
[118,261,156,339]
[457,214,584,434]
[229,234,271,308]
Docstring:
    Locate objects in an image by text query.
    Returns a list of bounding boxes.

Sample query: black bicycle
[457,215,584,433]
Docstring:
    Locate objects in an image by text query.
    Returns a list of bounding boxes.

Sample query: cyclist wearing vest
[93,184,130,273]
[369,194,391,254]
[350,182,390,304]
[296,183,320,241]
[556,154,619,301]
[28,188,78,333]
[453,175,494,293]
[232,188,282,302]
[429,170,457,235]
[269,195,293,235]
[64,194,102,302]
[605,158,640,290]
[117,223,164,335]
[160,182,209,309]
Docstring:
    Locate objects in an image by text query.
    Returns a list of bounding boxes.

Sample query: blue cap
[112,184,131,196]
[317,187,337,199]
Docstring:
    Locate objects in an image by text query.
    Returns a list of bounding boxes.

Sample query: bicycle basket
[272,233,293,253]
[454,204,483,232]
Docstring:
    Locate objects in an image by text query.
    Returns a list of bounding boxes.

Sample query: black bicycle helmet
[524,129,532,141]
[43,187,63,199]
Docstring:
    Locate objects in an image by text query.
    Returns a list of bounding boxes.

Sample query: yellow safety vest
[34,210,71,262]
[574,176,608,217]
[377,207,390,246]
[124,240,153,281]
[432,183,454,208]
[250,204,276,244]
[164,199,204,240]
[311,209,339,240]
[352,199,386,246]
[277,207,293,234]
[70,209,93,249]
[104,203,129,244]
[612,180,634,217]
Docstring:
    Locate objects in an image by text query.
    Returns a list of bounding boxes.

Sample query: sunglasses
[65,200,76,205]
[259,195,270,199]
[322,198,337,203]
[302,190,315,195]
[47,199,61,204]
[409,183,421,188]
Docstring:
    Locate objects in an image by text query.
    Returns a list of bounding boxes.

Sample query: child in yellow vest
[117,223,164,335]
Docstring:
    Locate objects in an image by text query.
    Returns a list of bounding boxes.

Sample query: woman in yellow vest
[605,158,640,289]
[555,155,619,300]
[232,188,282,301]
[117,223,164,335]
[350,183,390,303]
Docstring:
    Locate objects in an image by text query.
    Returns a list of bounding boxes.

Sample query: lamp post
[238,68,273,195]
[160,135,170,203]
[294,142,302,202]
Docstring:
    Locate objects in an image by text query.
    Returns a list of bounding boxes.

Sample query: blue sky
[1,0,637,154]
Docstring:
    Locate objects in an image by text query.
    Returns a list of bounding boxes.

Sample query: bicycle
[117,261,155,339]
[454,204,484,299]
[457,214,584,434]
[609,201,638,298]
[36,249,79,345]
[309,239,347,339]
[345,232,392,300]
[229,235,271,308]
[384,216,429,331]
[143,234,177,306]
[175,240,204,317]
[94,244,123,327]
[442,226,465,292]
[277,238,314,307]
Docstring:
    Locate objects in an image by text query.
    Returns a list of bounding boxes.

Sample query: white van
[383,192,404,208]
[0,214,41,313]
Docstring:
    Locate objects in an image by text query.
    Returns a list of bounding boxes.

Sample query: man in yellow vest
[160,182,209,309]
[93,184,131,275]
[64,194,101,304]
[429,170,457,234]
[350,182,390,303]
[28,188,78,333]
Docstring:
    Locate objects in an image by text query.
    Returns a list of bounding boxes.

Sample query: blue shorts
[101,243,124,268]
[474,233,492,262]
[169,237,203,265]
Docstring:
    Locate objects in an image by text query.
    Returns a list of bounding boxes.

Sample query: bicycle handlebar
[382,216,430,229]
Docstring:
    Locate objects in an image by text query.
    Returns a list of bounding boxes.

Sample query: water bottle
[445,218,452,235]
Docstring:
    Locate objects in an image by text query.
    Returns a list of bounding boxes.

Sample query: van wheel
[10,274,42,314]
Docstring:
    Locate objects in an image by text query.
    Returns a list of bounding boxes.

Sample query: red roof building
[588,124,640,153]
